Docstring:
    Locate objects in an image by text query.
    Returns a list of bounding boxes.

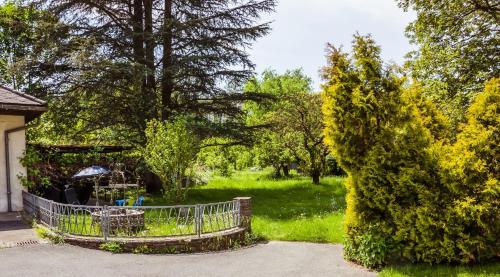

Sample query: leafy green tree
[197,137,253,177]
[245,70,312,177]
[398,0,499,123]
[252,131,294,177]
[144,118,198,203]
[0,1,32,88]
[272,92,329,184]
[246,70,329,183]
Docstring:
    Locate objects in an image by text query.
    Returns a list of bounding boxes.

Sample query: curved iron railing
[23,191,241,239]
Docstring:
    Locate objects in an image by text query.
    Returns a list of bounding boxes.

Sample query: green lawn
[147,169,347,243]
[144,170,500,276]
[379,263,500,277]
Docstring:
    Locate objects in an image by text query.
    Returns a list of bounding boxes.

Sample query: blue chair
[133,196,144,207]
[115,199,126,206]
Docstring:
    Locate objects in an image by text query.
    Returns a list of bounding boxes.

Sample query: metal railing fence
[23,191,241,239]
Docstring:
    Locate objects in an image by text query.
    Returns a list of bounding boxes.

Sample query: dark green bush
[325,155,345,176]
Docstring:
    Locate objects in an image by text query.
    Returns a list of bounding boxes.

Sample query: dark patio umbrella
[73,166,110,206]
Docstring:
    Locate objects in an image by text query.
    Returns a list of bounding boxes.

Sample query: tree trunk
[273,165,282,178]
[132,0,145,65]
[143,0,156,118]
[162,0,174,121]
[311,169,320,184]
[282,164,289,177]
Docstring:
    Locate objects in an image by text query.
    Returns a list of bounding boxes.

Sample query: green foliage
[322,34,498,267]
[19,145,141,194]
[398,0,499,124]
[19,147,51,189]
[325,155,345,176]
[133,245,153,254]
[252,131,294,177]
[197,137,253,177]
[144,118,198,203]
[380,262,500,277]
[7,0,276,145]
[344,223,396,269]
[34,224,64,244]
[0,1,54,90]
[273,92,329,183]
[436,78,500,263]
[245,69,329,183]
[245,69,312,177]
[99,241,124,253]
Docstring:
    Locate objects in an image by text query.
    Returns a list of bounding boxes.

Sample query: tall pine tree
[22,0,276,144]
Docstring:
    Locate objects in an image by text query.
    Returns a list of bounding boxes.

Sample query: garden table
[101,183,140,205]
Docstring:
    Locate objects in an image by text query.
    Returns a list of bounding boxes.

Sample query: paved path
[0,213,42,248]
[0,241,375,277]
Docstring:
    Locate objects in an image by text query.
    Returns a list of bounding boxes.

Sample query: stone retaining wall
[64,227,248,253]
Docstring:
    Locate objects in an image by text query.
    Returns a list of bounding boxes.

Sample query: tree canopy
[0,1,63,92]
[245,69,329,183]
[2,0,276,144]
[398,0,499,123]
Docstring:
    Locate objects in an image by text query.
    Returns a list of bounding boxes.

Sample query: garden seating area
[23,191,244,239]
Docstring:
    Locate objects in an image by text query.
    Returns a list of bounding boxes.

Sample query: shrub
[322,34,498,267]
[344,223,397,269]
[133,245,153,254]
[437,78,500,263]
[325,155,345,176]
[144,118,198,203]
[99,241,124,253]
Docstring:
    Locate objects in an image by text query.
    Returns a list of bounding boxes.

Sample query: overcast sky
[248,0,417,90]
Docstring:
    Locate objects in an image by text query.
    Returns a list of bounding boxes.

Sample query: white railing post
[199,205,204,237]
[103,205,109,241]
[49,200,54,228]
[31,194,35,217]
[195,204,201,238]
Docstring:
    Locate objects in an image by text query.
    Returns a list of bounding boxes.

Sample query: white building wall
[0,115,26,212]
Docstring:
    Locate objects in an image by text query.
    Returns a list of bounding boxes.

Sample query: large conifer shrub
[321,35,499,268]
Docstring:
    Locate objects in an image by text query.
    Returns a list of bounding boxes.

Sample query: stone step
[0,212,22,222]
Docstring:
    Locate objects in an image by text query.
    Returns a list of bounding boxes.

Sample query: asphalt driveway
[0,241,375,277]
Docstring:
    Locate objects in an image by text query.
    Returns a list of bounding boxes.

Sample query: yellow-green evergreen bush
[322,34,499,268]
[437,78,499,263]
